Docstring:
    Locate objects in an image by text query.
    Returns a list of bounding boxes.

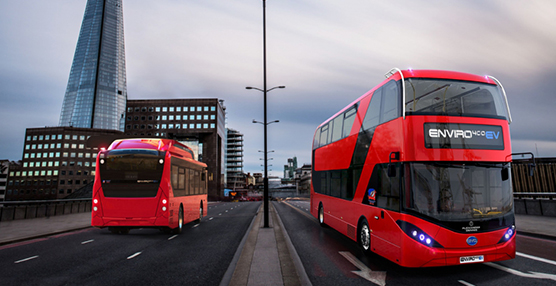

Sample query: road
[275,199,556,286]
[0,201,260,286]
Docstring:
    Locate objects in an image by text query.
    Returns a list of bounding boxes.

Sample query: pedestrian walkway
[228,203,304,286]
[515,214,556,238]
[0,212,91,245]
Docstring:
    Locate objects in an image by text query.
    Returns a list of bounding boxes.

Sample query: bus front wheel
[318,203,326,227]
[359,219,371,252]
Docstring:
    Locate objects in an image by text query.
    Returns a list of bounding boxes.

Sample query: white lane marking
[127,252,142,260]
[458,280,475,286]
[15,256,39,264]
[486,262,556,281]
[81,239,94,245]
[339,251,386,286]
[219,213,222,216]
[209,217,214,221]
[305,209,309,211]
[168,235,178,241]
[192,224,199,228]
[517,252,556,267]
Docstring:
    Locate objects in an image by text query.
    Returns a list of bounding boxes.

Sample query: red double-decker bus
[92,138,208,234]
[311,69,517,267]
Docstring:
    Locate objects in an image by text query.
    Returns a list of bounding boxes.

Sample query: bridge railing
[0,199,91,222]
[513,192,556,217]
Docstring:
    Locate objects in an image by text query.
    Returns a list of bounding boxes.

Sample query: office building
[226,128,245,190]
[5,127,123,201]
[124,98,226,199]
[59,0,127,131]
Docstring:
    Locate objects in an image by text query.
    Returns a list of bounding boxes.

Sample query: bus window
[313,127,321,149]
[381,81,401,123]
[331,116,343,142]
[361,89,382,131]
[178,168,185,191]
[343,107,357,138]
[320,124,329,147]
[364,163,400,211]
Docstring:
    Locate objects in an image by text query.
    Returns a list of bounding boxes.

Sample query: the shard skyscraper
[59,0,127,131]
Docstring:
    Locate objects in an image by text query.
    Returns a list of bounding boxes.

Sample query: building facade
[59,0,127,131]
[5,127,123,201]
[226,128,245,190]
[0,160,9,202]
[124,98,226,199]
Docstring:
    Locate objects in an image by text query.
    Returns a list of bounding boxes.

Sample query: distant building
[226,128,245,190]
[5,127,123,201]
[282,157,297,184]
[59,0,127,131]
[295,164,312,195]
[0,160,9,202]
[124,98,226,199]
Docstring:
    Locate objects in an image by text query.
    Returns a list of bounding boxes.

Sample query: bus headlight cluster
[498,225,516,243]
[397,220,444,248]
[93,198,99,211]
[161,198,167,211]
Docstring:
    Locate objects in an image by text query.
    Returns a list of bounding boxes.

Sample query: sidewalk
[0,212,91,245]
[515,214,556,239]
[227,203,308,286]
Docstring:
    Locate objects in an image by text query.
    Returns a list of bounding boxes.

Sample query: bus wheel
[196,203,203,224]
[359,219,371,252]
[318,203,326,227]
[173,207,184,234]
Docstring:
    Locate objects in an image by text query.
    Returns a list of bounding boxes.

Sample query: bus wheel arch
[358,216,371,252]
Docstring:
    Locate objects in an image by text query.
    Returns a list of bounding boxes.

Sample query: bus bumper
[399,235,516,267]
[91,216,168,228]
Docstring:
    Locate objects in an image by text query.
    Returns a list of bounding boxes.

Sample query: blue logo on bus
[466,236,478,246]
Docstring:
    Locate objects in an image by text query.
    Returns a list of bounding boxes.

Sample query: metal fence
[0,199,91,222]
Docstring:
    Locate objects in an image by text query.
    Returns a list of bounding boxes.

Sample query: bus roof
[108,138,197,161]
[317,69,499,129]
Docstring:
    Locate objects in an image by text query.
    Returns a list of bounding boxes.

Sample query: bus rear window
[404,79,508,120]
[99,150,164,198]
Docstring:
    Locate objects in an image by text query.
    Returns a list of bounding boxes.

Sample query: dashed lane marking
[15,256,39,264]
[127,252,142,260]
[81,239,94,245]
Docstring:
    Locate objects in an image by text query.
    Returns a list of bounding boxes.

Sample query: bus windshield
[404,79,508,120]
[407,162,512,221]
[99,149,165,198]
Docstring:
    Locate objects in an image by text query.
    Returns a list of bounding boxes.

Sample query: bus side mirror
[501,168,509,181]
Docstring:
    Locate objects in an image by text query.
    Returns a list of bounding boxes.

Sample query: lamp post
[249,90,282,228]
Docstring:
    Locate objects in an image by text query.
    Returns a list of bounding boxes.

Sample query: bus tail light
[397,220,444,248]
[498,225,515,243]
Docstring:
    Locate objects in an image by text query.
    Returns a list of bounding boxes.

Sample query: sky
[1,0,556,177]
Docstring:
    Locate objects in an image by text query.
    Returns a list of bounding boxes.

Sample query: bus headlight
[397,220,444,248]
[162,206,167,211]
[93,206,98,211]
[498,225,516,243]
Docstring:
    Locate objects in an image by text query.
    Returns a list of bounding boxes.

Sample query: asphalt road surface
[275,199,556,286]
[0,201,260,286]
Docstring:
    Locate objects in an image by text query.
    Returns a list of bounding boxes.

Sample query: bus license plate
[460,255,484,264]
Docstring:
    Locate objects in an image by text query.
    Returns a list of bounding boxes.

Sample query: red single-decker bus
[92,138,207,234]
[311,69,516,267]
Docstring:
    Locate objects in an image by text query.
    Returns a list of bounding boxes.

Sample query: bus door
[367,164,402,261]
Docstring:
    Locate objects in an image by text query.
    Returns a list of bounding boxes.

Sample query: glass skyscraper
[59,0,127,131]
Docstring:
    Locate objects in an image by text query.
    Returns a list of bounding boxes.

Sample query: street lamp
[246,0,285,228]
